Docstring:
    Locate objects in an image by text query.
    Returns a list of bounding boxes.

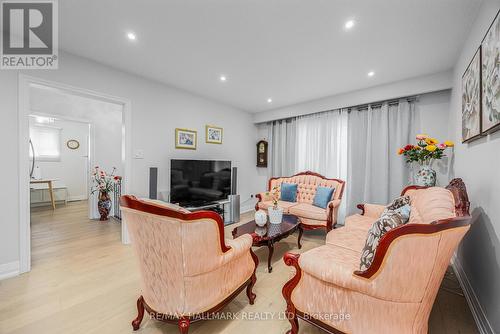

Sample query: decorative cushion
[280,183,298,202]
[359,196,411,271]
[312,186,335,209]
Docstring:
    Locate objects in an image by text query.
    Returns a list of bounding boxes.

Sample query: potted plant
[398,134,454,186]
[91,166,121,221]
[267,186,283,224]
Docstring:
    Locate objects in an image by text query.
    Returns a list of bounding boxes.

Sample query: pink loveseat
[255,171,345,236]
[282,179,471,334]
[120,196,258,333]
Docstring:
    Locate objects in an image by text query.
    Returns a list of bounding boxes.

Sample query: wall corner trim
[0,261,20,281]
[452,255,495,334]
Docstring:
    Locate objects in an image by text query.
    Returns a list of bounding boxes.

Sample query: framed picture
[462,47,482,143]
[481,10,500,134]
[175,128,197,150]
[205,125,223,144]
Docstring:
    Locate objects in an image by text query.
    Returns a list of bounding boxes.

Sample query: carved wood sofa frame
[282,178,471,334]
[120,195,259,334]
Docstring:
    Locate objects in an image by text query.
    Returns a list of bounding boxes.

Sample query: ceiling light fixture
[127,32,136,41]
[344,20,355,30]
[267,98,273,103]
[220,75,227,82]
[367,71,375,77]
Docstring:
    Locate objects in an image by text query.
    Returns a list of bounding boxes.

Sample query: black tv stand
[183,199,231,223]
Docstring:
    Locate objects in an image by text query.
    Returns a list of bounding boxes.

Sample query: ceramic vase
[254,210,267,227]
[414,164,437,187]
[98,191,112,221]
[268,206,283,224]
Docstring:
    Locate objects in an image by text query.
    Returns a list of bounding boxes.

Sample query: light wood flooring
[0,201,478,333]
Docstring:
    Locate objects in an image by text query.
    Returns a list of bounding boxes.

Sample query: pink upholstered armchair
[120,196,258,333]
[282,179,471,334]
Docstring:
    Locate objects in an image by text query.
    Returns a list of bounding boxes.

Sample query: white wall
[29,118,89,201]
[0,52,260,271]
[449,1,500,332]
[253,71,453,123]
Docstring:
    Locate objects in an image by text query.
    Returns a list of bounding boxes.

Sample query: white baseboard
[451,255,494,334]
[0,261,20,281]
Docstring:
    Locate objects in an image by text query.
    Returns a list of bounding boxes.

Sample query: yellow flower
[425,145,437,152]
[444,140,454,147]
[425,138,438,145]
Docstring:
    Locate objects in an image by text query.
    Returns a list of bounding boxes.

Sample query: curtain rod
[269,95,419,124]
[351,95,419,111]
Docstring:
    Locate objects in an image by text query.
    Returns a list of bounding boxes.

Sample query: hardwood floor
[0,201,478,333]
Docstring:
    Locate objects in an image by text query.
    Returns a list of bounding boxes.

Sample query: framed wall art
[175,128,197,150]
[205,125,223,144]
[462,47,482,143]
[481,10,500,134]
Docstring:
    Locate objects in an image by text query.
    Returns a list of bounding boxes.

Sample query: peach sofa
[255,171,345,238]
[120,196,258,334]
[282,178,471,334]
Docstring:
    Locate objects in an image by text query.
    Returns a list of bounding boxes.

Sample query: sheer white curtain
[346,99,420,214]
[295,110,349,221]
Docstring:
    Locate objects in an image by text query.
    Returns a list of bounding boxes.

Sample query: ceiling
[58,0,482,112]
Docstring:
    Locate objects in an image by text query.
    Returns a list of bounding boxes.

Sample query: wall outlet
[134,149,144,159]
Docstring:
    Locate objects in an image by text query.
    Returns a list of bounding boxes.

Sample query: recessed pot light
[344,20,355,30]
[368,71,375,77]
[127,32,136,40]
[220,75,227,82]
[267,98,273,103]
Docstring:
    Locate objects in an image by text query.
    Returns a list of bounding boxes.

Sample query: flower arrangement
[266,186,280,209]
[91,166,121,196]
[398,134,454,165]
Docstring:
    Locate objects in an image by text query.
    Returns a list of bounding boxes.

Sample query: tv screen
[170,159,232,207]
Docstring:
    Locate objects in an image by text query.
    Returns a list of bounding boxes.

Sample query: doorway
[18,75,132,274]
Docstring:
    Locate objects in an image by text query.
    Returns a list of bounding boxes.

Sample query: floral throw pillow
[359,196,411,271]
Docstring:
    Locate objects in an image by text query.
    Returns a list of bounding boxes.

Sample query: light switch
[134,149,144,159]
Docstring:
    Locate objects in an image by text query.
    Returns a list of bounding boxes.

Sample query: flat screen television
[170,159,232,207]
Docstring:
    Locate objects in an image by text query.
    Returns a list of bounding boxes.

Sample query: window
[30,125,61,161]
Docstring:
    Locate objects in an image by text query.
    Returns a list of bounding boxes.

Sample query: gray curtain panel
[346,99,419,215]
[267,118,297,178]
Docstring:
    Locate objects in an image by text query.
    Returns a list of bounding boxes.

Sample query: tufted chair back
[269,171,344,203]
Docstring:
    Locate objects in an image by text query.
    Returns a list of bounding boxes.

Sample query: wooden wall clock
[256,140,268,167]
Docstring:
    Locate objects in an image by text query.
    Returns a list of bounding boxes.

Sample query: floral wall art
[462,47,482,142]
[481,10,500,134]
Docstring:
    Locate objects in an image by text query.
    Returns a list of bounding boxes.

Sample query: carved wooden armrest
[357,203,386,218]
[255,192,271,211]
[282,252,302,325]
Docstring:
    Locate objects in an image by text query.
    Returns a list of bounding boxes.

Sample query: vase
[254,210,267,227]
[414,165,437,187]
[268,206,283,224]
[98,191,112,221]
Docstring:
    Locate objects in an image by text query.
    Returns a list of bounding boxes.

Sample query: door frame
[18,74,132,274]
[29,112,95,214]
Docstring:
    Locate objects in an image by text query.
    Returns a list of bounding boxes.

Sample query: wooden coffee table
[232,214,302,273]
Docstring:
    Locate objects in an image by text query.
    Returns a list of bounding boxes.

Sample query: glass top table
[231,214,302,273]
